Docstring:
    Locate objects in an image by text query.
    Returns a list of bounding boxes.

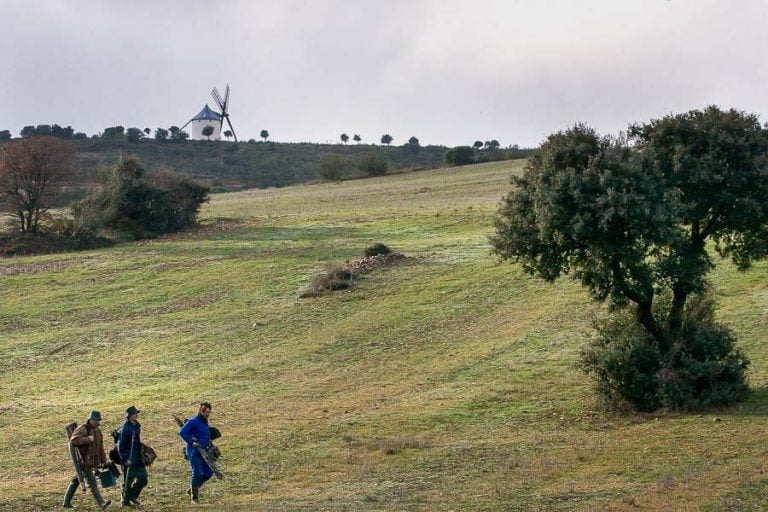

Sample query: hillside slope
[1,161,767,510]
[71,138,450,190]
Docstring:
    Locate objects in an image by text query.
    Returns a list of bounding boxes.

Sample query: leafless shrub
[300,263,356,298]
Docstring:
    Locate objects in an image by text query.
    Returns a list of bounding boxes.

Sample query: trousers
[63,470,107,508]
[122,463,148,504]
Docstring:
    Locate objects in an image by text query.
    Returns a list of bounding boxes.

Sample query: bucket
[99,468,117,488]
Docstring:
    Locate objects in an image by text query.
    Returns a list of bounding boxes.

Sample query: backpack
[108,428,122,464]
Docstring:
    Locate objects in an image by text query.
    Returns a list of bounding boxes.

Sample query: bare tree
[0,136,76,233]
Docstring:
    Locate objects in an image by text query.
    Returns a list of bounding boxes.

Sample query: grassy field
[1,160,768,511]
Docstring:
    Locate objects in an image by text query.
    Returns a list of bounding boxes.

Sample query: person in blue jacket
[179,402,213,504]
[117,405,148,507]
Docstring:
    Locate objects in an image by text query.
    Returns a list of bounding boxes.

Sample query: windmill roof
[191,104,222,121]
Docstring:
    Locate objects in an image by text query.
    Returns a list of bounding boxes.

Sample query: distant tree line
[16,124,88,140]
[445,141,536,166]
[0,123,195,144]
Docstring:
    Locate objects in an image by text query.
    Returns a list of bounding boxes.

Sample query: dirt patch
[0,258,80,277]
[0,232,112,257]
[149,256,226,272]
[344,253,406,273]
[144,290,224,316]
[138,219,255,243]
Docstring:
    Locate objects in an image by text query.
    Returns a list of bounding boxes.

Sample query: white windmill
[181,84,238,142]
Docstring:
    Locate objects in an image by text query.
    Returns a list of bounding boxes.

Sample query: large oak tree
[491,106,768,407]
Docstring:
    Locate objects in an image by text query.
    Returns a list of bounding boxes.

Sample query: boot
[100,499,112,510]
[191,485,200,504]
[63,478,78,508]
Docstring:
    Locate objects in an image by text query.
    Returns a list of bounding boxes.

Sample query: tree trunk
[636,301,670,354]
[668,286,688,339]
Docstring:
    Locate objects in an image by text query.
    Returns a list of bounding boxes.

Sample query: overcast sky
[1,0,767,147]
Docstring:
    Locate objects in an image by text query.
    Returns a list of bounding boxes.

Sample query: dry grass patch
[377,435,431,455]
[300,262,357,297]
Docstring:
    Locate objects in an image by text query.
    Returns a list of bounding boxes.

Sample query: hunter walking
[118,405,148,507]
[179,402,214,504]
[63,410,112,509]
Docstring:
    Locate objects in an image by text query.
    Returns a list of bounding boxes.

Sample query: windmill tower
[182,104,222,140]
[181,84,238,141]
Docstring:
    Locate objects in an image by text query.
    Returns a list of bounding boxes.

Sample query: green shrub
[364,243,391,257]
[358,152,388,177]
[580,292,749,412]
[445,146,475,166]
[73,157,209,240]
[318,154,355,182]
[662,314,749,409]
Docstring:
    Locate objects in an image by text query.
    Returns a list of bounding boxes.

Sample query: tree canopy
[492,107,768,351]
[126,127,144,143]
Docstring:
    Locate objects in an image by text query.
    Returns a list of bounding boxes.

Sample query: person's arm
[179,418,197,445]
[70,425,93,446]
[118,425,130,461]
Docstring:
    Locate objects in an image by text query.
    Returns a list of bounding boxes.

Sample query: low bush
[580,292,749,412]
[364,243,391,257]
[358,152,388,177]
[300,263,356,298]
[73,157,209,240]
[318,154,355,182]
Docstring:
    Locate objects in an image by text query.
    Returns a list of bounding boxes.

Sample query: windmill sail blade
[223,84,230,112]
[180,119,193,130]
[225,116,237,142]
[211,88,224,111]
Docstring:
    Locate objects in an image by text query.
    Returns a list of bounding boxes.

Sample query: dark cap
[88,410,102,421]
[125,405,140,418]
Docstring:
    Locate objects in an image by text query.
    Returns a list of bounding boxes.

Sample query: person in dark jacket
[179,402,214,504]
[117,406,148,507]
[64,410,112,510]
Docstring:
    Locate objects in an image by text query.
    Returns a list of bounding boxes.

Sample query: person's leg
[129,465,148,503]
[84,470,110,509]
[122,464,131,504]
[189,452,209,503]
[63,475,79,507]
[200,462,214,486]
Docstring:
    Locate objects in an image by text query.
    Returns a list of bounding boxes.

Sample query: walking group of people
[64,402,217,509]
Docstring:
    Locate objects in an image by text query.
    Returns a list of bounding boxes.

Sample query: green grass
[2,160,768,510]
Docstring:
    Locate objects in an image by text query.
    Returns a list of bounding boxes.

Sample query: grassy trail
[1,161,768,510]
